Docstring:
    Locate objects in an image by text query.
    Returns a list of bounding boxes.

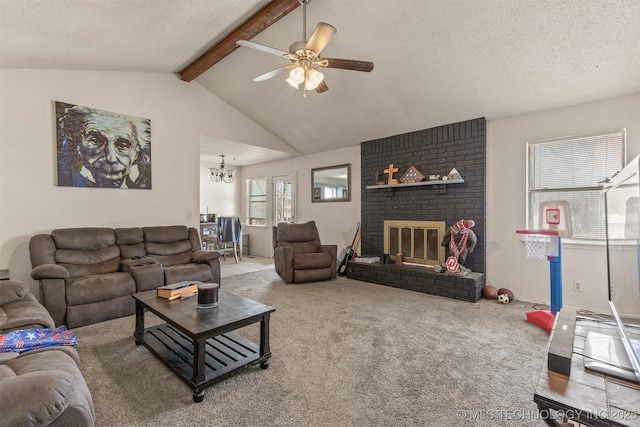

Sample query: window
[274,174,296,224]
[246,178,267,226]
[527,130,625,240]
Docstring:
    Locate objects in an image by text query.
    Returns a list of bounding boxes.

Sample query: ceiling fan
[236,0,374,95]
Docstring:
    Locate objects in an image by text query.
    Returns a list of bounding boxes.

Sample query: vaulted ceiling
[2,0,639,165]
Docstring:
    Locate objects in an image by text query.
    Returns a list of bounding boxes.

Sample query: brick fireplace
[347,118,486,302]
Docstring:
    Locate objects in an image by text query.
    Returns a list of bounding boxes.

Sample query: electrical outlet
[573,281,582,292]
[186,211,192,220]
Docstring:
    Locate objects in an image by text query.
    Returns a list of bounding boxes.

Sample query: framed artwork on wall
[54,101,152,189]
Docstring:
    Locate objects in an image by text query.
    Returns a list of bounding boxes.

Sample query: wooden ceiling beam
[179,0,301,82]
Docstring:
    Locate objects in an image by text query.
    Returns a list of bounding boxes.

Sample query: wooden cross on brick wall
[384,163,399,185]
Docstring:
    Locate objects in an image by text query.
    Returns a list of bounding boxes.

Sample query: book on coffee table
[157,282,199,300]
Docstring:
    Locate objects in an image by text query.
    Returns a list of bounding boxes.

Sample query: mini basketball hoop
[516,229,558,260]
[516,229,562,334]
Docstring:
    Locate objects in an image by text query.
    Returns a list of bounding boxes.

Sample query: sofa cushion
[0,370,74,426]
[119,243,146,260]
[66,273,135,306]
[0,280,29,305]
[143,225,189,243]
[163,264,213,284]
[115,227,146,259]
[1,346,93,426]
[114,227,144,245]
[275,221,321,253]
[293,252,333,270]
[145,241,192,266]
[276,221,320,242]
[52,228,116,250]
[279,241,321,254]
[56,246,121,278]
[0,293,55,332]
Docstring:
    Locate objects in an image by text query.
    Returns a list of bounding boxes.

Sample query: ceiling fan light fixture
[305,67,324,90]
[289,66,305,84]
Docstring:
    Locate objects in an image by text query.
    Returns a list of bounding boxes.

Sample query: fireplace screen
[384,221,446,265]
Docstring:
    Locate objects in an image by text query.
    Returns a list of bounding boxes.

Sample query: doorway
[273,173,296,224]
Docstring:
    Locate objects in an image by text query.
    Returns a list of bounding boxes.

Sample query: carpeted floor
[73,270,551,426]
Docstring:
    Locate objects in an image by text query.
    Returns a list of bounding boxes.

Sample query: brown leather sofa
[0,280,95,426]
[273,221,337,283]
[29,225,220,328]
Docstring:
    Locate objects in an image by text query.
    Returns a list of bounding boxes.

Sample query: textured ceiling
[2,0,639,165]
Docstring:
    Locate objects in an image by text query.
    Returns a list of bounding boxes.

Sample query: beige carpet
[73,270,550,426]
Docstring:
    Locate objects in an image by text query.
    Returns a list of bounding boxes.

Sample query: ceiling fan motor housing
[289,40,306,54]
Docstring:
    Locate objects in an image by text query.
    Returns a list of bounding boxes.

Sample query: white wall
[239,146,361,258]
[199,159,241,218]
[0,68,288,295]
[487,93,640,314]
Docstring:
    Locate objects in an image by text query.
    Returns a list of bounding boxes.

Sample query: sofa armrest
[191,250,220,264]
[319,244,338,258]
[192,250,221,286]
[319,245,338,278]
[0,280,30,305]
[0,370,74,427]
[121,256,157,273]
[31,264,70,280]
[273,246,294,283]
[39,279,67,327]
[129,263,164,292]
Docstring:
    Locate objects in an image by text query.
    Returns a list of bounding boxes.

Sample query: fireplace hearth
[346,262,484,302]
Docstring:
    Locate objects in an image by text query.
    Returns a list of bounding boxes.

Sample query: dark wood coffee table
[132,289,275,402]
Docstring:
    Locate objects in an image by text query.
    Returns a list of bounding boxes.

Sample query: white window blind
[527,130,625,239]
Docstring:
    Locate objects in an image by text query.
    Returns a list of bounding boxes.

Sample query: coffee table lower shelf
[136,324,266,400]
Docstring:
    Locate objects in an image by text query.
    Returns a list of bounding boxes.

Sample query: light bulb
[286,77,299,89]
[305,68,324,90]
[289,66,305,85]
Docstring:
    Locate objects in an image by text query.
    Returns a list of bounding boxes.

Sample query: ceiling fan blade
[236,40,288,57]
[321,58,374,72]
[253,66,289,82]
[315,80,329,93]
[304,22,336,55]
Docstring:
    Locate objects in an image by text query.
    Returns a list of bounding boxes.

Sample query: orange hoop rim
[516,229,559,236]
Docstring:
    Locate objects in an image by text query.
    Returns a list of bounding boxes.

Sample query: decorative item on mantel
[374,171,386,185]
[447,168,462,181]
[400,166,425,183]
[428,174,441,181]
[384,163,399,185]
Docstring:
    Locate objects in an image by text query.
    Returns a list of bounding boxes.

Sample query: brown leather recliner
[273,221,337,283]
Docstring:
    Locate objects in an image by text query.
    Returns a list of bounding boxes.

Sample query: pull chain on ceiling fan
[236,0,374,96]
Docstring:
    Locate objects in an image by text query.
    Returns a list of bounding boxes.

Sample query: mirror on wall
[311,164,351,202]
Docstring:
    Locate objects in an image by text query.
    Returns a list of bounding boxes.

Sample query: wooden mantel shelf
[365,179,464,190]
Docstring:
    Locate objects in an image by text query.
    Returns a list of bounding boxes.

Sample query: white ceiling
[2,0,639,165]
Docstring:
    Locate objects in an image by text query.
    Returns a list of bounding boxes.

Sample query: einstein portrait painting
[55,101,152,189]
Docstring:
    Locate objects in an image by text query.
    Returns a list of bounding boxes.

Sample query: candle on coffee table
[197,283,219,309]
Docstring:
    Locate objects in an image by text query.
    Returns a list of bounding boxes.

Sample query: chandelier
[209,155,236,183]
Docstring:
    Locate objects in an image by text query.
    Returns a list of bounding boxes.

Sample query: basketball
[483,285,498,299]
